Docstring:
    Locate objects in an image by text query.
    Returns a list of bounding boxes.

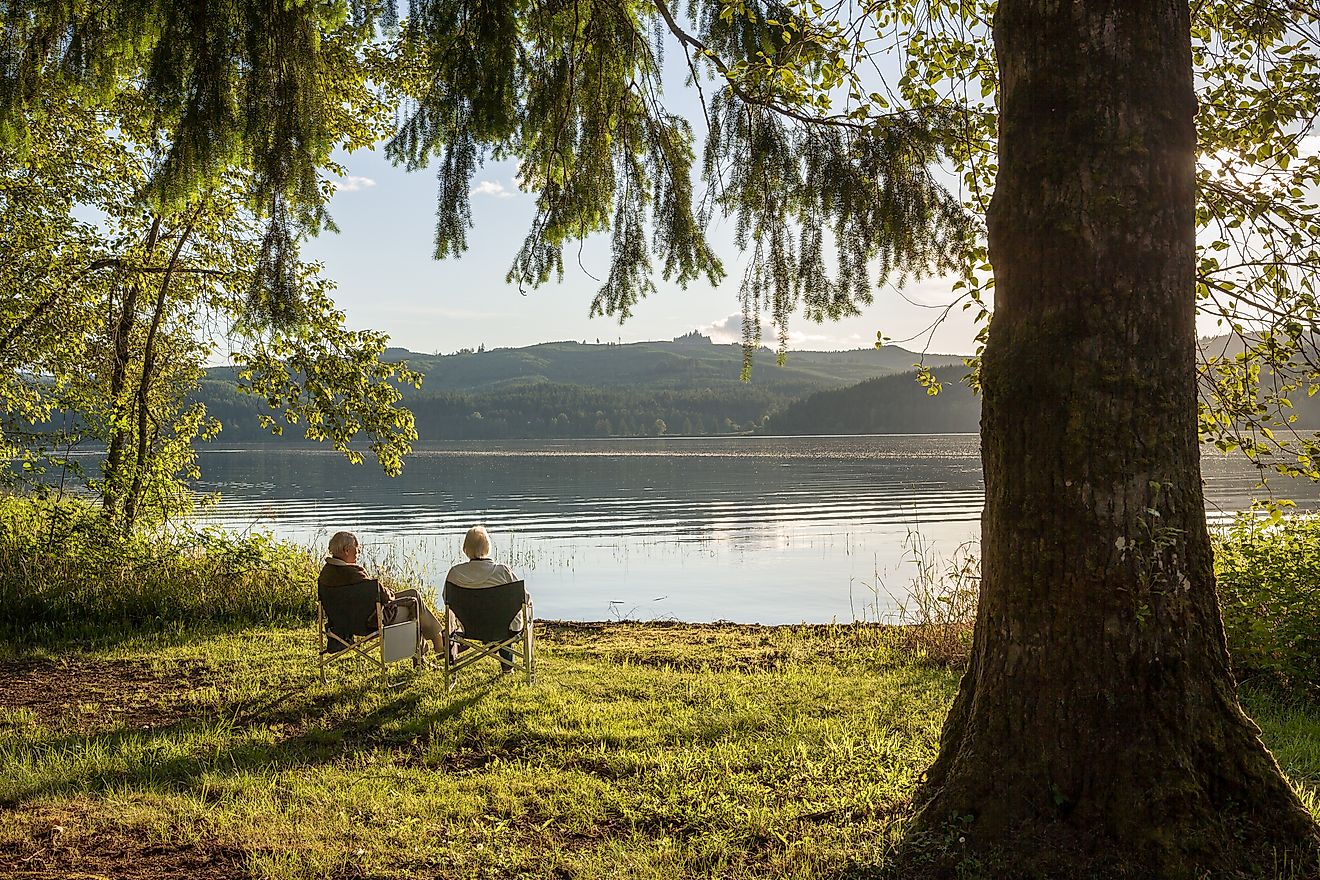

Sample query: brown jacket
[318,558,392,631]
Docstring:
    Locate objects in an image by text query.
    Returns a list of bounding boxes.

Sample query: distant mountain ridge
[370,339,962,395]
[199,338,968,442]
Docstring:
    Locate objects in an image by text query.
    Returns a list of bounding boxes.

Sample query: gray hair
[462,525,491,559]
[328,531,359,558]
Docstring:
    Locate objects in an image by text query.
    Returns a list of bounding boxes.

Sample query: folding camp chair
[317,579,424,682]
[442,580,535,689]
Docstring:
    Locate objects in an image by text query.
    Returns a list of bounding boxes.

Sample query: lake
[193,435,1315,624]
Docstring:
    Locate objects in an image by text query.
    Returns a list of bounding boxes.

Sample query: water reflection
[193,435,1316,624]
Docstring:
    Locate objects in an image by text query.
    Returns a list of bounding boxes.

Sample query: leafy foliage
[0,1,391,309]
[871,0,1320,479]
[1,46,418,529]
[1215,513,1320,698]
[236,277,422,475]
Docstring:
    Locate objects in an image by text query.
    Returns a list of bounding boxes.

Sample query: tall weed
[885,531,980,666]
[0,494,317,640]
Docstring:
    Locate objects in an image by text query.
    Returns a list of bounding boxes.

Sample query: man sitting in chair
[318,531,446,656]
[444,525,527,668]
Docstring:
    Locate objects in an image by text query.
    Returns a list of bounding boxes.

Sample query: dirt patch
[1,828,246,880]
[0,657,211,731]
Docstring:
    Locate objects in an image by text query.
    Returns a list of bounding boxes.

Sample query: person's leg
[393,589,445,653]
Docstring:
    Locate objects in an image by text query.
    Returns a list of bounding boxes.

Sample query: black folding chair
[442,580,535,689]
[317,579,423,681]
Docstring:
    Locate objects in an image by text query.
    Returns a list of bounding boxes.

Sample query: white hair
[462,525,491,559]
[328,531,359,557]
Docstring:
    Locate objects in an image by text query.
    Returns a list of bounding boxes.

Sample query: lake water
[193,435,1317,624]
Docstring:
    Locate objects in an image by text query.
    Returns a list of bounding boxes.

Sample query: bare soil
[0,657,211,731]
[0,809,374,880]
[0,832,250,880]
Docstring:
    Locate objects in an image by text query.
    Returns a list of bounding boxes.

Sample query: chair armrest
[378,596,420,629]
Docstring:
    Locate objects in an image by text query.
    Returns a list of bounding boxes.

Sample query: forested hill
[379,338,949,395]
[761,365,980,435]
[198,337,967,441]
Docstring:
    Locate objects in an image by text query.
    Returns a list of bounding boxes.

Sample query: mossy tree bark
[910,1,1320,875]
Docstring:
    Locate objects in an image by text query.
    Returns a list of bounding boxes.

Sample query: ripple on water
[192,435,1320,623]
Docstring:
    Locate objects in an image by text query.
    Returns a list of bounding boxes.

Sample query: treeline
[192,339,971,443]
[762,365,979,435]
[200,379,785,441]
[380,340,960,399]
[171,352,1320,446]
[200,366,981,443]
[409,384,784,438]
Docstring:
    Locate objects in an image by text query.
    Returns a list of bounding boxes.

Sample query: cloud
[700,313,763,345]
[698,313,865,351]
[471,180,514,199]
[332,175,377,192]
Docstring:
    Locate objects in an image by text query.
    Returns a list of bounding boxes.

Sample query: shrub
[0,494,318,640]
[1214,512,1320,697]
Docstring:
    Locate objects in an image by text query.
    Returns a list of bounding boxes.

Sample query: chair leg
[318,604,326,683]
[526,622,535,685]
[524,610,536,684]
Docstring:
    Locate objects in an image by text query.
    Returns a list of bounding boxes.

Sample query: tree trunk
[909,1,1320,876]
[102,215,161,524]
[124,212,197,532]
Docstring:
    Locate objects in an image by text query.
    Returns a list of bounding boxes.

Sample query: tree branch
[649,0,916,131]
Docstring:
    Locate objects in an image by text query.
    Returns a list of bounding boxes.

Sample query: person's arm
[367,579,392,604]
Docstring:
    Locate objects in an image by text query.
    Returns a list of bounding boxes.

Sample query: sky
[293,40,1309,363]
[292,13,996,360]
[301,147,985,358]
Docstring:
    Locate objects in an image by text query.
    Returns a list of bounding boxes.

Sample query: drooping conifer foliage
[1,0,974,367]
[1,1,385,321]
[0,1,364,215]
[387,0,972,363]
[0,4,418,529]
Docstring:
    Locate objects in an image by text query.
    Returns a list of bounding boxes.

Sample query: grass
[0,495,317,640]
[0,622,1316,880]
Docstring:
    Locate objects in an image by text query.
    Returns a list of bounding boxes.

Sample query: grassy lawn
[0,622,1315,880]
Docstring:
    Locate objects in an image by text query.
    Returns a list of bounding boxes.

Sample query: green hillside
[200,337,966,442]
[761,364,980,435]
[393,339,954,395]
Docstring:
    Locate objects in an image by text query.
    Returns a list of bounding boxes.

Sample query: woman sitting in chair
[319,531,446,656]
[444,525,527,667]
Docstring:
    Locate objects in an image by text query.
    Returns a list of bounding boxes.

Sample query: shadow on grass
[0,615,315,658]
[0,668,502,809]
